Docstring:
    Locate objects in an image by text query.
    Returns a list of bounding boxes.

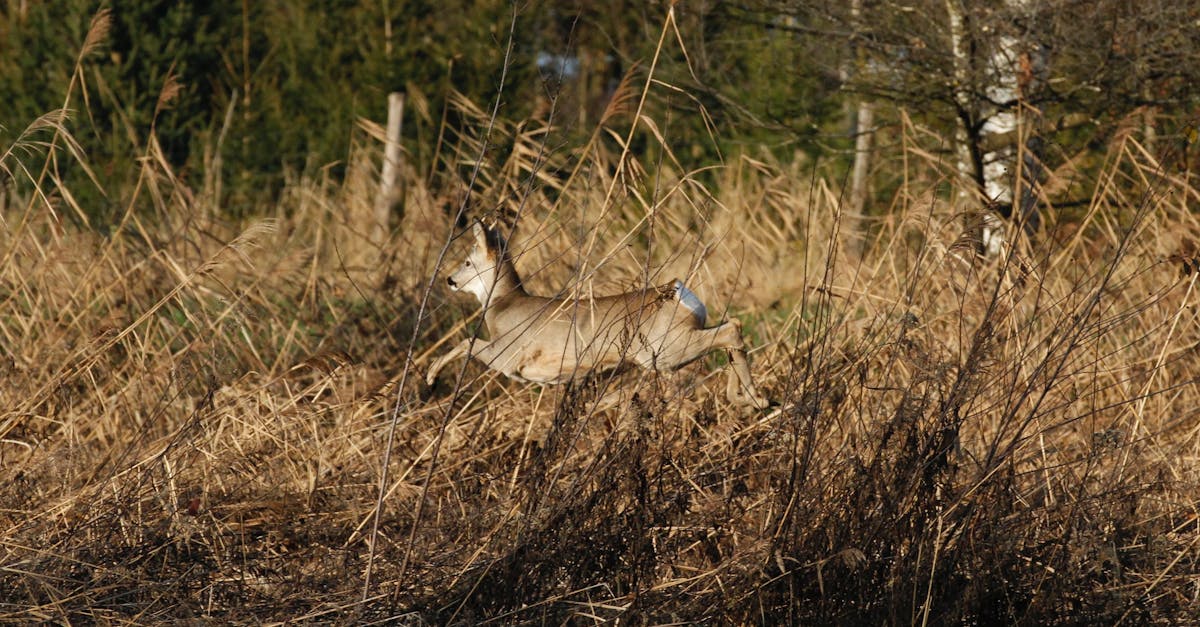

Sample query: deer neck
[478,259,525,312]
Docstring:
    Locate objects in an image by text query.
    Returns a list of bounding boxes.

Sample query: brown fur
[426,223,769,408]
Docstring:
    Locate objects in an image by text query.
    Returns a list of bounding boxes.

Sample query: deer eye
[464,260,472,267]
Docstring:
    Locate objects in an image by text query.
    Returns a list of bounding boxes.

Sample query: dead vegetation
[2,27,1200,625]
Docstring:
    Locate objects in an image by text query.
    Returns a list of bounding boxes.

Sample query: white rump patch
[674,280,707,326]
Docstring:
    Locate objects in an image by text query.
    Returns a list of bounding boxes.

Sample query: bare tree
[725,0,1200,250]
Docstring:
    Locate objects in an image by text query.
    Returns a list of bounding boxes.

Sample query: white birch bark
[847,0,873,257]
[944,0,976,216]
[979,31,1019,257]
[979,0,1042,255]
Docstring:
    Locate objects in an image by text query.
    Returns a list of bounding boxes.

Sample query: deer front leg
[724,346,770,409]
[712,320,771,409]
[426,339,482,386]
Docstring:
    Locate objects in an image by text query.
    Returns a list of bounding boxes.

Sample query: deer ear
[472,222,488,248]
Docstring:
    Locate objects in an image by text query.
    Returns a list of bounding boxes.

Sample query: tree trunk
[979,31,1020,256]
[845,0,872,258]
[980,0,1046,252]
[1142,84,1157,154]
[374,92,405,249]
[944,0,976,225]
[848,100,873,256]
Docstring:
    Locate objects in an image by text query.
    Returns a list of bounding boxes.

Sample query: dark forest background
[4,0,1196,225]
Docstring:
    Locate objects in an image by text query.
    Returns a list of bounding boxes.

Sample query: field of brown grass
[3,61,1200,623]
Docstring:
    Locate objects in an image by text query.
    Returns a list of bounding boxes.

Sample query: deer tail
[673,280,708,326]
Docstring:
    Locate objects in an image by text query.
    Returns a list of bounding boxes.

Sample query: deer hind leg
[705,320,770,409]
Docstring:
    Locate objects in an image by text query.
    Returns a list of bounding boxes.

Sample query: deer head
[446,222,522,307]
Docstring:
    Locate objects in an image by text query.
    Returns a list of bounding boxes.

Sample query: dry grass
[3,55,1200,626]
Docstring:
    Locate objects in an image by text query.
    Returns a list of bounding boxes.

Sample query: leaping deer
[426,222,770,409]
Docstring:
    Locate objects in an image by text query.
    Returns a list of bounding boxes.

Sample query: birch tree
[847,0,874,257]
[730,0,1200,251]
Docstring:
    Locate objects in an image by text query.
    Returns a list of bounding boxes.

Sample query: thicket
[0,1,528,219]
[0,1,852,223]
[1,2,1199,624]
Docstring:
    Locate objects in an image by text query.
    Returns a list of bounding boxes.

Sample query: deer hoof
[748,395,772,410]
[728,388,770,410]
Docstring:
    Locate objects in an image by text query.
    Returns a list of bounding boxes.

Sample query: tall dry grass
[2,22,1200,626]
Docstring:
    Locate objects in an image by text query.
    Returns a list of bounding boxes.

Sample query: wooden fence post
[374,92,405,247]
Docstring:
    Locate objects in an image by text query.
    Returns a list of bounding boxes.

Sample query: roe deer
[426,223,770,409]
